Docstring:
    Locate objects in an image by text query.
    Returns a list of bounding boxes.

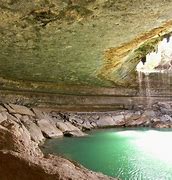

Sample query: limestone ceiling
[1,0,172,94]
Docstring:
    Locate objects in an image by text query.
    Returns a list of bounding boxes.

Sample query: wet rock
[37,119,63,138]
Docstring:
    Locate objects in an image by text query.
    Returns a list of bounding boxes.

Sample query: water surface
[42,128,172,180]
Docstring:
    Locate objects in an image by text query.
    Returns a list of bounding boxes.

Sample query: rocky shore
[1,102,172,180]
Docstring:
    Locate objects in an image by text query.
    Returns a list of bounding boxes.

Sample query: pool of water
[42,128,172,180]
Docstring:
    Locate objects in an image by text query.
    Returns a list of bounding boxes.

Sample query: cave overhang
[98,20,172,87]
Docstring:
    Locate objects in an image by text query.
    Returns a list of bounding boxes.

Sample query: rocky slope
[1,102,172,180]
[0,103,118,180]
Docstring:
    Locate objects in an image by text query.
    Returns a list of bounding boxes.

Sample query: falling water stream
[136,34,172,105]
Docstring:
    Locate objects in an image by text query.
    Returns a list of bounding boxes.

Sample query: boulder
[63,130,86,137]
[0,119,42,157]
[0,105,7,112]
[6,112,20,123]
[90,121,97,128]
[32,108,47,119]
[69,114,84,124]
[154,102,172,115]
[0,112,7,124]
[125,111,141,121]
[56,121,86,136]
[96,116,116,128]
[66,121,86,132]
[21,116,45,143]
[6,104,35,116]
[37,119,63,138]
[111,114,125,126]
[152,121,172,128]
[56,122,71,132]
[157,102,172,109]
[13,113,22,120]
[81,120,93,131]
[125,116,150,127]
[142,110,156,117]
[4,104,16,113]
[50,112,65,121]
[160,115,172,122]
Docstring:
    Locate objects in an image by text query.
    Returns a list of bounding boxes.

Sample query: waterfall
[137,71,144,96]
[136,34,172,106]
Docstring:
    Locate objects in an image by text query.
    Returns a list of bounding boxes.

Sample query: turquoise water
[42,128,172,180]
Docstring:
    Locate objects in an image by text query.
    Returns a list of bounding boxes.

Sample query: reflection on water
[42,129,172,180]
